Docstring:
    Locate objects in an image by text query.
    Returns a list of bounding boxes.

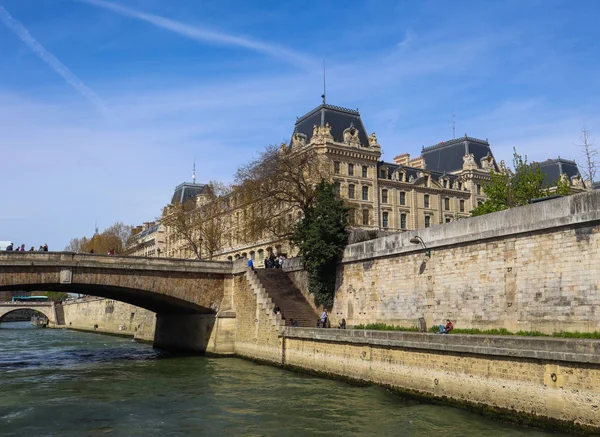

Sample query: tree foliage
[42,291,70,302]
[235,143,330,239]
[291,181,348,308]
[471,148,546,216]
[65,222,133,254]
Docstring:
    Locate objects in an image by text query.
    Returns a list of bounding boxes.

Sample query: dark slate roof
[421,136,497,173]
[293,103,370,146]
[171,182,210,204]
[377,161,461,182]
[533,158,581,187]
[593,181,600,190]
[133,224,160,241]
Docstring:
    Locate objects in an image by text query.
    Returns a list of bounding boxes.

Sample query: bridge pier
[153,312,235,354]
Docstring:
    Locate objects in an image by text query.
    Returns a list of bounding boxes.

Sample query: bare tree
[161,200,204,259]
[234,143,330,239]
[579,124,597,184]
[65,237,83,252]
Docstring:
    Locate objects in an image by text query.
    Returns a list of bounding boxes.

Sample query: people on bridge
[29,246,35,251]
[38,246,43,251]
[20,244,25,251]
[5,243,13,251]
[43,244,48,252]
[438,319,454,334]
[108,249,115,255]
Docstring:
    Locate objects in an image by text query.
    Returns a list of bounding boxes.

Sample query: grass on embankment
[352,323,600,339]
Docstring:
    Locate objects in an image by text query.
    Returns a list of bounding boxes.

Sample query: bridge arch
[0,252,235,352]
[0,305,56,325]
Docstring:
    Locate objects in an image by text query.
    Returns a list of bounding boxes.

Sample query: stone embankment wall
[331,191,600,333]
[61,297,156,341]
[281,329,600,432]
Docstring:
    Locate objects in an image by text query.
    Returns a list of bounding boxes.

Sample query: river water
[0,322,571,437]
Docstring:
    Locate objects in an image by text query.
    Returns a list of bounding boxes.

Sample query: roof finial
[321,58,326,105]
[192,159,196,184]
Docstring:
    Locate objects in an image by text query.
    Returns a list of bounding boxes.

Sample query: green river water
[0,322,571,437]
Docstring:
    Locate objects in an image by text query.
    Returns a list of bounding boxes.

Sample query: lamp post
[409,236,431,258]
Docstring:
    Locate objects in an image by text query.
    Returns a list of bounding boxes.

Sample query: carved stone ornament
[571,174,585,188]
[462,153,478,170]
[498,160,509,175]
[343,123,360,147]
[312,123,333,144]
[480,154,495,171]
[408,175,415,183]
[291,132,307,148]
[280,141,288,153]
[369,132,378,145]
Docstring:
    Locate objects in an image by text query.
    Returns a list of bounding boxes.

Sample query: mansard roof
[292,103,370,146]
[171,182,210,205]
[533,158,582,187]
[421,135,497,173]
[377,161,461,182]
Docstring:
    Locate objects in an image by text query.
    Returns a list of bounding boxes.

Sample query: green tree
[554,175,572,196]
[291,181,348,308]
[42,291,70,302]
[472,148,545,216]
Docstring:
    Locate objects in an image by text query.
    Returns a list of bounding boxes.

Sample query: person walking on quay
[320,309,328,328]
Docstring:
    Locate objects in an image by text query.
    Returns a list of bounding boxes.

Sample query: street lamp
[409,235,431,258]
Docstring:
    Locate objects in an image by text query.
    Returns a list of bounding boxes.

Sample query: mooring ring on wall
[434,378,439,386]
[551,373,557,382]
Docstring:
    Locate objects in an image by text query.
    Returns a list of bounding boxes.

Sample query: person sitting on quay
[43,244,48,252]
[338,318,346,329]
[290,318,299,328]
[5,243,13,251]
[438,319,454,334]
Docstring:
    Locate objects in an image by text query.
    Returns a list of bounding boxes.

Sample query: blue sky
[1,0,599,250]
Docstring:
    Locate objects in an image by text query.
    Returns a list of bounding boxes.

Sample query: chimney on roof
[394,153,410,166]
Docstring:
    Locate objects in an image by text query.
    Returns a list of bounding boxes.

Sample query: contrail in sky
[83,0,316,70]
[0,3,106,113]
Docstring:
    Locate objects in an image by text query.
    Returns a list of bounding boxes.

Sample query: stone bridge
[0,302,57,325]
[0,252,237,351]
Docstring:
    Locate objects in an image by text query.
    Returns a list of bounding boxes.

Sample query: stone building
[125,222,165,257]
[534,158,587,192]
[157,102,506,261]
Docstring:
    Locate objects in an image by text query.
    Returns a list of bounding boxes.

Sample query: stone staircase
[53,303,66,325]
[253,269,318,328]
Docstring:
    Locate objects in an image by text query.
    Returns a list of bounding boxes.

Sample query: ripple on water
[0,326,575,437]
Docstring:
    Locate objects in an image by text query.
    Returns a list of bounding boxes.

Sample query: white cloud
[82,0,317,70]
[0,4,106,114]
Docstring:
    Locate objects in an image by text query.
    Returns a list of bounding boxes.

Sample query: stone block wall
[332,191,600,333]
[62,297,156,341]
[232,272,282,363]
[283,329,600,432]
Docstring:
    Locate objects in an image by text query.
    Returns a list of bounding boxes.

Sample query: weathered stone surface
[332,191,600,333]
[0,302,56,325]
[281,328,600,431]
[0,252,230,314]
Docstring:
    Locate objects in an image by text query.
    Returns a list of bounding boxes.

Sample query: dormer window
[380,168,387,179]
[443,179,448,188]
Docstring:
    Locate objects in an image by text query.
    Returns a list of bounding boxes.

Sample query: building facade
[125,222,165,257]
[146,102,591,262]
[156,103,503,261]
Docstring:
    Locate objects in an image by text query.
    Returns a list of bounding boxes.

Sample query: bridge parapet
[0,252,233,274]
